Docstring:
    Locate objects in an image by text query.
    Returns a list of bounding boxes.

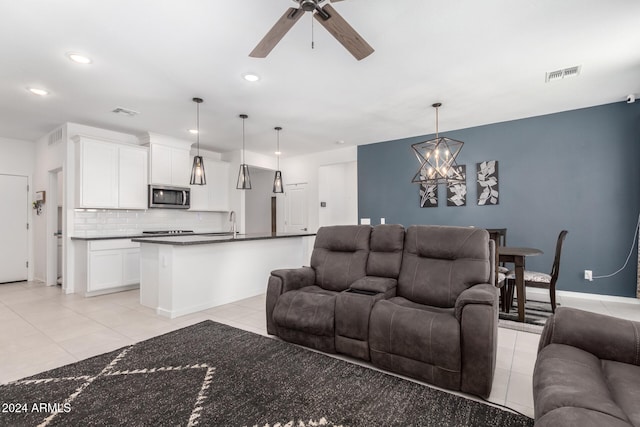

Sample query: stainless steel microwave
[148,185,190,209]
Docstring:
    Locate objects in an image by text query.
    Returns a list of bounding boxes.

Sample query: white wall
[280,146,357,233]
[0,136,35,175]
[0,136,36,281]
[222,149,277,234]
[245,168,275,234]
[318,161,358,226]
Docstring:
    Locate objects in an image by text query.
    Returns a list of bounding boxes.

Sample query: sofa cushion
[534,343,630,423]
[603,360,640,426]
[272,286,337,337]
[369,297,460,371]
[398,225,490,307]
[536,407,632,427]
[367,224,405,278]
[311,225,371,292]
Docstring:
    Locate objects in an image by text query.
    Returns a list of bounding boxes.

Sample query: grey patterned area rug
[0,321,533,427]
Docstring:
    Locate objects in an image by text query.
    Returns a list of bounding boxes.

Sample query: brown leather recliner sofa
[266,224,498,398]
[534,307,640,426]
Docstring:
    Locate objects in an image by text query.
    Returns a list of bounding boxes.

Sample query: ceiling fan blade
[249,7,305,58]
[313,4,374,61]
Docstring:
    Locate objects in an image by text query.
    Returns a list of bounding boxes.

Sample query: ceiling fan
[249,0,374,61]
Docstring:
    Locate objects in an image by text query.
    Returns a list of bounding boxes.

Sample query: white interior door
[0,175,28,283]
[285,183,308,233]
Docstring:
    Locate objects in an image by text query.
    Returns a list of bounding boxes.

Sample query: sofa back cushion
[311,225,372,291]
[398,225,491,307]
[367,224,405,278]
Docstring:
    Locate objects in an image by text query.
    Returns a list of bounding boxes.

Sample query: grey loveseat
[534,307,640,426]
[266,224,498,398]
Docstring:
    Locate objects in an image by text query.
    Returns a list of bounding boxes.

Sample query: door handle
[302,228,307,231]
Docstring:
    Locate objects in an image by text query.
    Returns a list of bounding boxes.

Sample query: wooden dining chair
[505,230,568,313]
[487,228,509,310]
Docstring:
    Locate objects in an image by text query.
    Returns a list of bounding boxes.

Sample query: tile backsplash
[73,209,227,237]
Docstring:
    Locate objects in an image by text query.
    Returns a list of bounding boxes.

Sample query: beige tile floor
[1,281,638,420]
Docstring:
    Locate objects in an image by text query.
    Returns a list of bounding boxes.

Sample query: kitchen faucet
[229,211,237,237]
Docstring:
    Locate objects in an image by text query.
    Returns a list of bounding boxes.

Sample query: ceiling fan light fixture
[249,1,373,60]
[300,0,318,12]
[189,97,206,186]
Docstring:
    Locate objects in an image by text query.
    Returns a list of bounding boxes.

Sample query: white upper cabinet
[146,136,192,187]
[74,135,148,209]
[189,158,230,211]
[118,145,148,209]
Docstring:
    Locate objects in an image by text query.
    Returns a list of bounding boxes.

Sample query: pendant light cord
[311,13,315,50]
[276,128,280,170]
[242,116,245,164]
[196,102,200,156]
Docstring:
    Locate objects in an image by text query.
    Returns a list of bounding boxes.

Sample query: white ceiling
[1,0,639,157]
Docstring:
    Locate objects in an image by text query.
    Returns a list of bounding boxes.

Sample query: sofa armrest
[538,307,640,366]
[270,267,315,293]
[350,276,397,295]
[454,283,498,321]
[266,267,315,335]
[455,283,499,398]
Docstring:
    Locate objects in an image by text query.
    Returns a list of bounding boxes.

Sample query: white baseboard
[527,287,640,305]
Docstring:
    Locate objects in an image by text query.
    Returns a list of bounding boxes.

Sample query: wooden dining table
[498,246,543,322]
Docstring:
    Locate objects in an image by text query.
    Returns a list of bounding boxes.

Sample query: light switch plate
[361,218,371,225]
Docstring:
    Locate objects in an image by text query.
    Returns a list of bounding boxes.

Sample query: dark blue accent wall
[358,102,640,297]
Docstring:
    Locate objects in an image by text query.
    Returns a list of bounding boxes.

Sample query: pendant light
[273,126,284,193]
[189,97,206,185]
[411,103,464,185]
[236,114,252,190]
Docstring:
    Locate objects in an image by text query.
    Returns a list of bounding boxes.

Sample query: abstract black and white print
[447,165,466,207]
[419,181,438,208]
[477,160,499,205]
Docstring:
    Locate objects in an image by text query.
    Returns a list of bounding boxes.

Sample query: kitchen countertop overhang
[70,231,235,241]
[131,232,316,246]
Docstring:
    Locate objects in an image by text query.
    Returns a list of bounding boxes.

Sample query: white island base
[136,234,314,318]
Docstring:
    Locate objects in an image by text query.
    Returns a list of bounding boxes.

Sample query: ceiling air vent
[545,66,581,83]
[48,127,63,145]
[112,106,140,117]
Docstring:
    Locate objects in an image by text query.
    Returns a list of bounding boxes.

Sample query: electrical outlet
[584,270,593,281]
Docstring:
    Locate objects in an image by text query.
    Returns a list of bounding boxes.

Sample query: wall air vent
[545,65,581,83]
[48,127,63,145]
[112,106,140,117]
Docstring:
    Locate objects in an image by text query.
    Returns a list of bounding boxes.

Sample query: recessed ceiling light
[67,52,92,64]
[189,129,199,135]
[336,140,345,145]
[28,87,49,96]
[243,73,260,82]
[275,151,282,155]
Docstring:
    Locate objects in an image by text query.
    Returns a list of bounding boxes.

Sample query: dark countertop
[70,231,235,241]
[131,232,316,246]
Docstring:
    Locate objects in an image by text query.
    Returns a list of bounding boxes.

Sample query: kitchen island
[131,232,315,318]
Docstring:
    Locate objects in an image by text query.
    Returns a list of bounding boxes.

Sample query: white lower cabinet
[86,240,140,294]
